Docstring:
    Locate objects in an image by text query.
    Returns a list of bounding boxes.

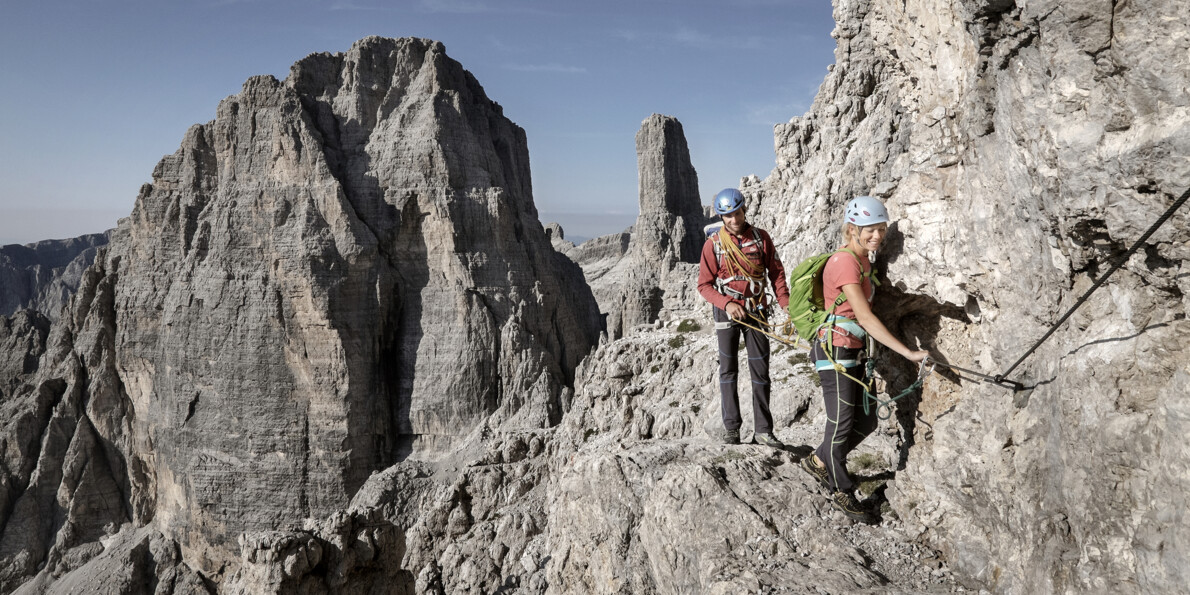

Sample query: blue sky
[0,0,836,245]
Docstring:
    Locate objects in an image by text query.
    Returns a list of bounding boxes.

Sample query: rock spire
[630,114,705,264]
[572,114,709,339]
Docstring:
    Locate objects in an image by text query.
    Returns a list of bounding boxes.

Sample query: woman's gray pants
[811,342,877,493]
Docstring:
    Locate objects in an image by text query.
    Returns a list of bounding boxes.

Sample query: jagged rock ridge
[0,232,110,321]
[0,36,601,590]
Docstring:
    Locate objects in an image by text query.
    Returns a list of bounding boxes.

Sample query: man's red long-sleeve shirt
[697,225,790,311]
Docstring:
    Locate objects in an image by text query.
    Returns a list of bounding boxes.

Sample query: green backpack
[785,248,874,340]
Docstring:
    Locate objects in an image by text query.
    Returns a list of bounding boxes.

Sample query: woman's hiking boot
[831,490,875,524]
[800,455,831,490]
[722,428,740,444]
[754,433,785,448]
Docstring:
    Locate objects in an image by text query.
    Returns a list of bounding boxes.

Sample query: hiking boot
[800,455,831,490]
[722,428,741,444]
[754,432,785,448]
[831,491,875,524]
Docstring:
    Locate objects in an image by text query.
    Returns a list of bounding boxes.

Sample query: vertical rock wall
[753,0,1189,592]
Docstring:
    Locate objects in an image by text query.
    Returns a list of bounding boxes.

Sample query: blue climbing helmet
[714,188,745,215]
[844,195,889,226]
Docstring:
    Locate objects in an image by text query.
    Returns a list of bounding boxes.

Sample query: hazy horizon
[0,208,632,248]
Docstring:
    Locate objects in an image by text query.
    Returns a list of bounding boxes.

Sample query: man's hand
[725,302,746,321]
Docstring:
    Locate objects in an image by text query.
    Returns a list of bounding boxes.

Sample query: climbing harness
[736,310,924,420]
[993,186,1190,385]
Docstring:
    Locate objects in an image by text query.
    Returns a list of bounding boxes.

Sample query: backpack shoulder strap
[837,247,861,266]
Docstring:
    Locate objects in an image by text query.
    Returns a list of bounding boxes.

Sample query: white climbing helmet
[844,195,889,226]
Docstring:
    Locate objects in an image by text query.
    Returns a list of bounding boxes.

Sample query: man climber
[697,188,790,447]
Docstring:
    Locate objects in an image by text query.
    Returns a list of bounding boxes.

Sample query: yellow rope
[738,311,874,394]
[736,312,809,349]
[717,228,764,280]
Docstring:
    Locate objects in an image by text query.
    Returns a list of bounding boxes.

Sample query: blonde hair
[842,222,860,243]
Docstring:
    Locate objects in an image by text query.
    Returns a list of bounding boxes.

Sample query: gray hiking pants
[812,342,877,493]
[714,307,774,435]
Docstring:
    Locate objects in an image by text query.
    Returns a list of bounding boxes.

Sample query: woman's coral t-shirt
[819,250,874,349]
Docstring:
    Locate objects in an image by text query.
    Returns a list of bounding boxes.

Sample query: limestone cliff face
[0,36,600,587]
[749,0,1190,592]
[0,233,110,321]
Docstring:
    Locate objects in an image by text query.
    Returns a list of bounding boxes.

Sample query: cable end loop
[992,375,1026,392]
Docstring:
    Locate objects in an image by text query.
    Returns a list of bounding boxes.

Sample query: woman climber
[799,195,930,524]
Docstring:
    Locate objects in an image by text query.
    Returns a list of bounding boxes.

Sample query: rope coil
[717,228,764,280]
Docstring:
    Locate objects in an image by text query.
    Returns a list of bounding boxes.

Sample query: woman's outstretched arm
[840,283,929,363]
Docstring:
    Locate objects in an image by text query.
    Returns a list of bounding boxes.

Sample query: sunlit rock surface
[748,0,1190,592]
